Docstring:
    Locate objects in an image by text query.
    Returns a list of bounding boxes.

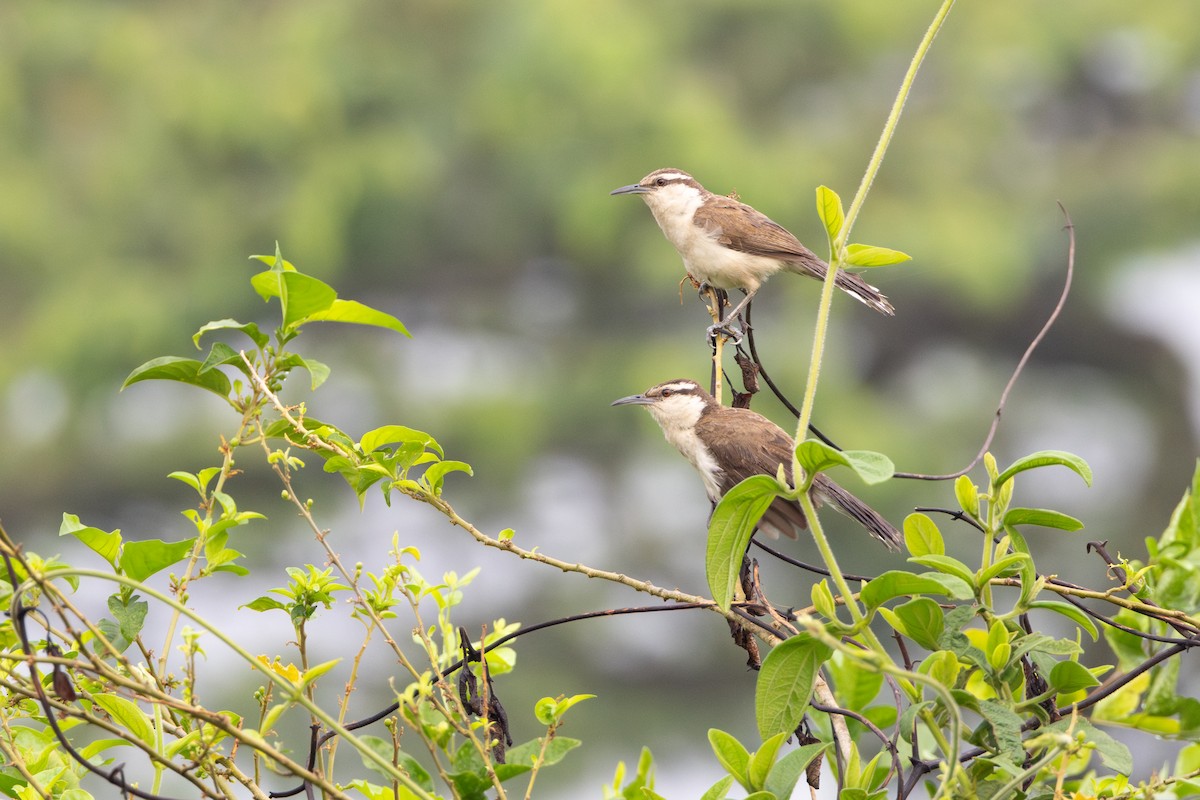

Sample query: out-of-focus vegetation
[3,1,1200,795]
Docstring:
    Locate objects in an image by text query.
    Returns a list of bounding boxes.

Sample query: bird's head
[611,169,706,218]
[611,378,713,430]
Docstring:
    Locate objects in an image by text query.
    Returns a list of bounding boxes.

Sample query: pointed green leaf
[756,633,832,739]
[707,475,782,611]
[1029,600,1099,641]
[763,742,830,800]
[91,694,156,750]
[954,475,980,518]
[241,596,288,613]
[844,243,912,267]
[193,318,269,349]
[305,299,409,336]
[122,356,232,399]
[977,552,1032,585]
[795,439,848,478]
[994,450,1093,489]
[862,570,973,608]
[708,729,750,790]
[120,538,197,582]
[908,554,977,588]
[360,425,441,456]
[747,731,788,791]
[700,776,735,800]
[816,185,845,244]
[1002,507,1084,532]
[59,514,121,567]
[794,442,892,485]
[1049,660,1100,694]
[840,449,895,485]
[422,460,473,495]
[198,341,249,376]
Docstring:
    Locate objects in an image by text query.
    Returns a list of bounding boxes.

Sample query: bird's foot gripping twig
[707,319,746,346]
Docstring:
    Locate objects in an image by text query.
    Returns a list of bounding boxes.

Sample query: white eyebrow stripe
[650,172,691,184]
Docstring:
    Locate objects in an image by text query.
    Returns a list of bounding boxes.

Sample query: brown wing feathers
[695,406,901,548]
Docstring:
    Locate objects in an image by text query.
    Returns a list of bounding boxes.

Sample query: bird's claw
[707,321,745,345]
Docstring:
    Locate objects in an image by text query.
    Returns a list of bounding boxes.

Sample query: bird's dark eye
[655,177,667,187]
[660,388,672,397]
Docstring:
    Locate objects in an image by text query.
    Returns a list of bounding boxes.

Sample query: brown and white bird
[611,168,894,329]
[612,379,900,548]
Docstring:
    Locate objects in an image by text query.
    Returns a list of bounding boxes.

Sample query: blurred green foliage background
[3,1,1200,795]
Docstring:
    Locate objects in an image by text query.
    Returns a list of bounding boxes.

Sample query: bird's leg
[707,289,754,343]
[703,284,727,400]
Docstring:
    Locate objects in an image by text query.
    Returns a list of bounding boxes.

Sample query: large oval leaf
[755,634,832,740]
[706,475,782,611]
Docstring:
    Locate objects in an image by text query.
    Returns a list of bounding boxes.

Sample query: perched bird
[612,378,900,548]
[611,168,894,331]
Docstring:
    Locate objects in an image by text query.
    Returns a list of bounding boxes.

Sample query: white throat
[642,184,706,254]
[646,397,724,501]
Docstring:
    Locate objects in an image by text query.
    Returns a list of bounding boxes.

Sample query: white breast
[644,187,777,292]
[646,398,725,502]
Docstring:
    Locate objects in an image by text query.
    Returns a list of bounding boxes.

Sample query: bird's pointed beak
[611,393,654,407]
[610,183,648,196]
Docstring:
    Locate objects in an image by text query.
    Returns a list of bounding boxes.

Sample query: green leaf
[1028,600,1099,641]
[59,513,121,568]
[747,731,788,791]
[198,341,251,377]
[253,270,410,336]
[921,650,961,690]
[762,742,829,800]
[816,185,845,244]
[954,475,980,519]
[840,450,895,485]
[91,694,156,750]
[1049,660,1100,694]
[241,596,288,613]
[891,597,945,651]
[707,475,782,611]
[534,693,594,726]
[977,552,1032,585]
[903,513,944,557]
[122,356,232,399]
[811,579,837,620]
[844,243,912,267]
[908,554,977,589]
[794,442,893,485]
[994,450,1093,490]
[360,425,442,456]
[192,318,269,349]
[422,460,474,495]
[304,298,410,336]
[275,353,331,390]
[861,570,972,608]
[105,593,149,647]
[828,652,883,711]
[707,729,750,790]
[755,634,832,739]
[1002,507,1084,532]
[120,538,197,582]
[794,439,847,478]
[699,776,735,800]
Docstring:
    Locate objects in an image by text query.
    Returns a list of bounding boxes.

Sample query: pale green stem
[792,0,958,452]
